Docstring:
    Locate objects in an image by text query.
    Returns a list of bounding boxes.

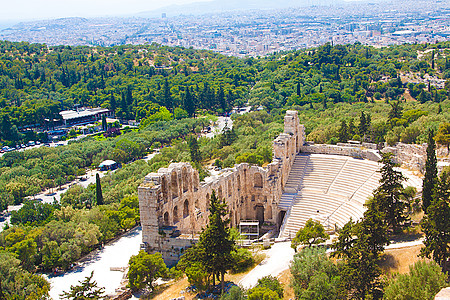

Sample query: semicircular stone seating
[279,153,381,239]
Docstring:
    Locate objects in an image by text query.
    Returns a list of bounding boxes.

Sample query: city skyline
[0,0,364,22]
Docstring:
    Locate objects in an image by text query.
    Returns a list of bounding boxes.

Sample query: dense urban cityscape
[0,0,449,57]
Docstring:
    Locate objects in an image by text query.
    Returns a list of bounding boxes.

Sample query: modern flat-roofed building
[59,108,111,127]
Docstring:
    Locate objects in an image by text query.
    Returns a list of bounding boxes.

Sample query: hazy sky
[0,0,212,22]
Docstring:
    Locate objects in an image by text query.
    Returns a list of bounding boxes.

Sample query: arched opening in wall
[254,173,263,188]
[267,205,272,219]
[206,193,210,211]
[195,200,200,217]
[228,180,232,197]
[218,187,223,200]
[296,136,299,152]
[173,206,179,223]
[171,171,178,199]
[237,174,241,191]
[278,210,286,230]
[182,167,189,193]
[161,177,168,203]
[164,212,169,226]
[183,200,189,218]
[286,141,290,158]
[255,204,264,225]
[193,174,198,192]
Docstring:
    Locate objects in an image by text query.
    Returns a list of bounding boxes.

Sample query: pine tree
[422,129,437,213]
[388,101,402,120]
[373,153,407,234]
[61,271,105,299]
[331,198,388,299]
[96,173,103,206]
[198,191,235,292]
[338,120,348,143]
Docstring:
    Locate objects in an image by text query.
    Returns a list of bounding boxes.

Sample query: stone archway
[164,212,169,226]
[173,206,179,223]
[278,210,286,230]
[255,204,264,225]
[182,167,189,193]
[183,199,189,218]
[171,171,178,199]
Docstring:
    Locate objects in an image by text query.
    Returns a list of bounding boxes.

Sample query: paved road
[46,226,142,299]
[205,116,232,139]
[239,242,295,289]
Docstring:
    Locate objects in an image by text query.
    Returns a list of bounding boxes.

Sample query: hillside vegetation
[0,40,449,299]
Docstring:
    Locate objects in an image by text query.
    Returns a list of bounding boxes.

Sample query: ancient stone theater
[138,110,383,265]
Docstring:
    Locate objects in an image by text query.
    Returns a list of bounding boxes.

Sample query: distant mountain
[136,0,349,18]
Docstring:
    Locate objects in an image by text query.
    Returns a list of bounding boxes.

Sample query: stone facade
[138,110,304,265]
[138,110,446,265]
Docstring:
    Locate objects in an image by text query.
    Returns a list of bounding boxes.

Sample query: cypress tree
[183,87,195,117]
[338,120,348,143]
[359,111,367,137]
[188,135,201,164]
[422,129,437,213]
[296,82,301,96]
[163,78,173,112]
[96,173,103,206]
[101,115,107,131]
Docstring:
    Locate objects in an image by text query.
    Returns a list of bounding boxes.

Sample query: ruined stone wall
[302,144,382,162]
[138,110,303,264]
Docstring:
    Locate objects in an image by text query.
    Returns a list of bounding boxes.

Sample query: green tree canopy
[127,250,169,291]
[291,218,329,251]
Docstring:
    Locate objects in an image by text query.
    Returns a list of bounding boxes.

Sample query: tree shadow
[379,253,398,274]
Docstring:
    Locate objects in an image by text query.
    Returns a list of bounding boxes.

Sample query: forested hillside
[1,40,450,299]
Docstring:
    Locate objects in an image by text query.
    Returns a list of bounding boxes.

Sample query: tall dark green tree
[338,119,348,143]
[101,115,107,131]
[109,92,116,113]
[422,129,437,213]
[179,191,235,292]
[188,135,201,164]
[163,78,173,113]
[348,118,356,138]
[200,190,235,292]
[332,197,389,299]
[359,111,368,137]
[183,87,195,117]
[388,101,402,121]
[373,153,407,233]
[420,171,450,272]
[95,173,103,206]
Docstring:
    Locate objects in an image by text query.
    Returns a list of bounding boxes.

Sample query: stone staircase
[277,154,380,239]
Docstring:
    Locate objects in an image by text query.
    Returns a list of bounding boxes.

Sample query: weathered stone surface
[138,110,303,264]
[138,110,446,265]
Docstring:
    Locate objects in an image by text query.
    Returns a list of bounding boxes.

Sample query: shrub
[230,248,254,274]
[384,260,448,300]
